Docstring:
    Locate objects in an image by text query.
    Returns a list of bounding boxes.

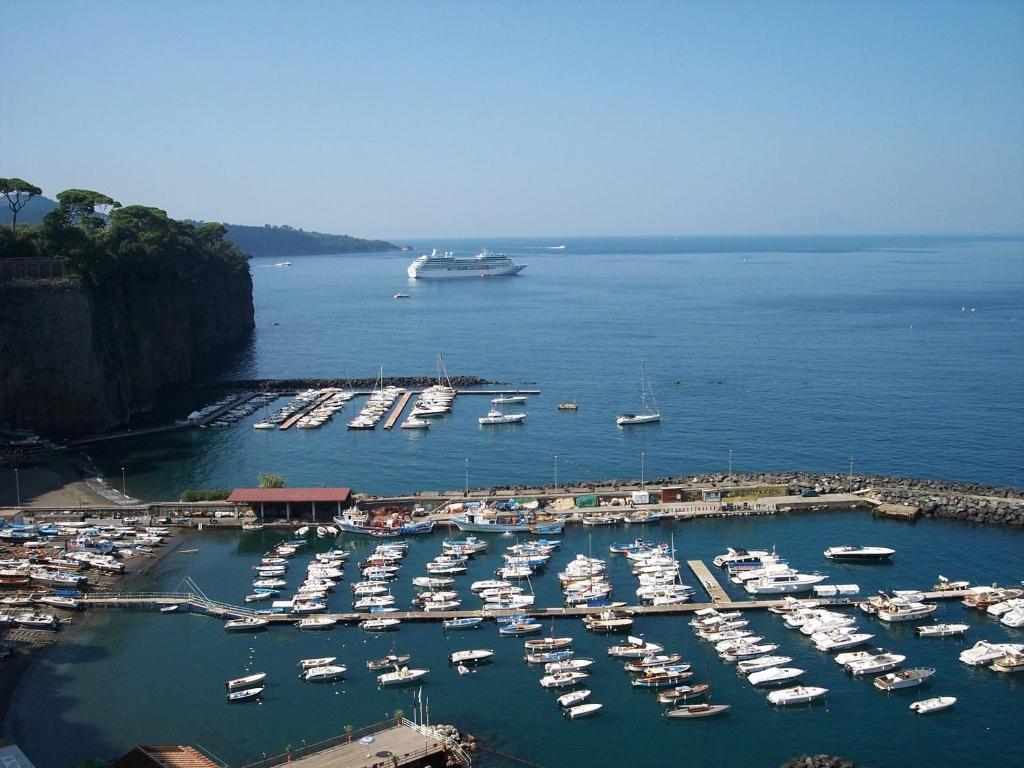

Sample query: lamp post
[121,466,127,501]
[554,453,559,490]
[641,451,645,490]
[848,456,854,485]
[13,468,20,507]
[728,449,733,482]
[464,458,469,497]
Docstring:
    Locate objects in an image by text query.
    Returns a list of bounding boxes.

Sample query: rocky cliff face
[0,267,253,436]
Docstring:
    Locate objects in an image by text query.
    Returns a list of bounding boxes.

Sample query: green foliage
[0,177,43,234]
[220,222,397,257]
[258,473,285,488]
[180,488,231,502]
[54,189,121,230]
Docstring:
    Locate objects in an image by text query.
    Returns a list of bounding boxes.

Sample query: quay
[240,719,468,768]
[383,391,414,430]
[687,559,730,603]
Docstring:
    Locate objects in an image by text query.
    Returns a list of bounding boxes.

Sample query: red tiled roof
[227,488,351,503]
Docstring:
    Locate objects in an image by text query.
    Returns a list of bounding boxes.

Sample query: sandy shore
[0,452,114,509]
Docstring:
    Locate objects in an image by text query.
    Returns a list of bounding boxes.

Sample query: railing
[239,719,407,768]
[83,591,256,618]
[401,719,471,766]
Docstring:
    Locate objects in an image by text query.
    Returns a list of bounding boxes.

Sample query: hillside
[1,197,397,256]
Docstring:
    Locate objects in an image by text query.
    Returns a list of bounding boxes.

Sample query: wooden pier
[196,392,259,426]
[383,391,414,430]
[687,559,731,603]
[279,391,336,430]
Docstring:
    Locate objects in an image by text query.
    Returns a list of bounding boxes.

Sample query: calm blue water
[7,515,1023,768]
[10,235,1024,767]
[88,235,1024,499]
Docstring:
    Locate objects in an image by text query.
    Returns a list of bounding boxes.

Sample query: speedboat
[499,621,543,636]
[916,623,970,638]
[226,672,267,691]
[13,613,58,630]
[824,546,895,561]
[361,617,401,631]
[664,703,730,718]
[540,671,589,688]
[1001,607,1024,628]
[656,684,710,704]
[479,409,527,425]
[298,657,337,670]
[565,703,602,719]
[877,602,937,623]
[845,653,906,675]
[748,667,805,686]
[296,616,337,630]
[813,631,874,652]
[959,641,1024,666]
[227,686,264,702]
[874,667,935,691]
[378,666,430,686]
[767,686,828,706]
[449,649,494,665]
[713,548,771,568]
[368,654,412,670]
[719,643,779,662]
[224,617,269,632]
[443,616,484,631]
[557,689,591,708]
[737,655,793,675]
[910,696,956,714]
[545,658,595,673]
[933,575,970,592]
[302,665,347,682]
[491,395,527,404]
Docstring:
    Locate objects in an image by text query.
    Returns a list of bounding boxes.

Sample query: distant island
[0,195,399,257]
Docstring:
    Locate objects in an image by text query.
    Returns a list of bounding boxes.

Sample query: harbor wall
[0,268,253,436]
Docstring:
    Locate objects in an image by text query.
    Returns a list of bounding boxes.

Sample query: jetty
[687,559,730,603]
[383,391,414,430]
[279,391,336,430]
[240,719,469,768]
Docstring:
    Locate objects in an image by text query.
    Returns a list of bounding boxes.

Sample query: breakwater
[211,375,492,391]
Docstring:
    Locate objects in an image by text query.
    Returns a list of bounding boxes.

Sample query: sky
[2,0,1023,238]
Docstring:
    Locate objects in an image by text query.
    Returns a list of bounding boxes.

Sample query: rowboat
[226,686,263,702]
[664,703,730,718]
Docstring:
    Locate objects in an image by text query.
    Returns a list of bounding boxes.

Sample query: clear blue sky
[2,0,1022,238]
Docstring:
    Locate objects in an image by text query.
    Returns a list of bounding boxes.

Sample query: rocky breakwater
[0,203,254,437]
[215,375,493,391]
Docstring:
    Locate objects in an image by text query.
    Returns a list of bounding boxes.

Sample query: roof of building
[111,746,221,768]
[227,488,352,504]
[0,745,38,768]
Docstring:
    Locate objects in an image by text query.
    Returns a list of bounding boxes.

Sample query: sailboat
[616,361,660,425]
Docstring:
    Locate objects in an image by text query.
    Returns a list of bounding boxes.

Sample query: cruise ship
[406,249,526,279]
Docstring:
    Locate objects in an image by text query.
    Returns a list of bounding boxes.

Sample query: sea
[7,235,1024,768]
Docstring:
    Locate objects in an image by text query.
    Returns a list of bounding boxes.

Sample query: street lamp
[464,458,469,496]
[13,468,20,507]
[121,466,127,501]
[641,451,646,490]
[728,449,733,482]
[554,453,559,490]
[848,456,854,485]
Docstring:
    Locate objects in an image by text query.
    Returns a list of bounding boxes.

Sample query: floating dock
[383,391,414,430]
[687,559,731,603]
[279,391,336,430]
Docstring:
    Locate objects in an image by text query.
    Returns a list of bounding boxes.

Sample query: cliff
[0,266,254,437]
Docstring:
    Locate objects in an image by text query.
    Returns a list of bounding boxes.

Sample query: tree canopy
[0,177,42,234]
[258,473,286,488]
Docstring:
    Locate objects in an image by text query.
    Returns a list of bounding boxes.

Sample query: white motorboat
[540,671,589,688]
[713,548,771,568]
[738,655,793,675]
[834,649,885,666]
[877,602,937,623]
[720,644,779,661]
[401,417,431,430]
[909,696,956,714]
[298,656,337,670]
[933,576,970,592]
[565,703,602,719]
[1001,607,1024,628]
[449,649,495,665]
[608,636,664,657]
[744,572,827,594]
[12,612,58,629]
[714,637,764,653]
[478,409,527,425]
[823,545,895,561]
[664,703,731,718]
[224,617,269,632]
[959,641,1024,666]
[361,617,402,631]
[813,631,874,652]
[874,667,935,691]
[546,658,596,674]
[748,667,805,686]
[767,685,828,706]
[296,616,337,630]
[378,666,430,686]
[916,623,970,637]
[845,653,906,676]
[525,636,574,651]
[557,689,591,708]
[226,672,267,691]
[990,652,1024,673]
[492,395,527,404]
[302,665,347,682]
[227,686,264,702]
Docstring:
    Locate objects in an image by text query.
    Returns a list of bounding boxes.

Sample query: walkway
[687,559,731,603]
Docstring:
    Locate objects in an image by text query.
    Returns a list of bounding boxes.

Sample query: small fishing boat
[565,703,602,719]
[623,654,684,672]
[525,650,574,664]
[302,665,347,682]
[524,636,573,651]
[160,604,181,613]
[608,635,663,658]
[296,616,337,630]
[539,671,589,688]
[449,649,495,665]
[377,666,430,686]
[874,667,935,691]
[226,672,267,691]
[226,686,263,702]
[657,684,710,704]
[443,616,484,631]
[361,617,401,631]
[909,696,956,714]
[767,686,828,706]
[664,703,730,719]
[556,689,592,709]
[298,657,337,670]
[367,654,411,671]
[932,575,970,592]
[13,613,58,630]
[544,658,595,673]
[224,617,269,632]
[990,652,1024,673]
[498,621,543,636]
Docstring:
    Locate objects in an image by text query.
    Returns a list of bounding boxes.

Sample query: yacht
[958,641,1024,666]
[876,601,937,623]
[812,629,874,652]
[873,667,935,691]
[824,545,895,561]
[479,409,526,425]
[449,649,495,665]
[407,249,526,279]
[302,665,347,682]
[744,572,827,595]
[916,623,970,638]
[378,666,429,686]
[616,361,660,425]
[845,653,906,676]
[767,686,828,706]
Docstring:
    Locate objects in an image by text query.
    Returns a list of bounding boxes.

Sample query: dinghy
[557,689,591,708]
[910,696,956,714]
[565,703,602,719]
